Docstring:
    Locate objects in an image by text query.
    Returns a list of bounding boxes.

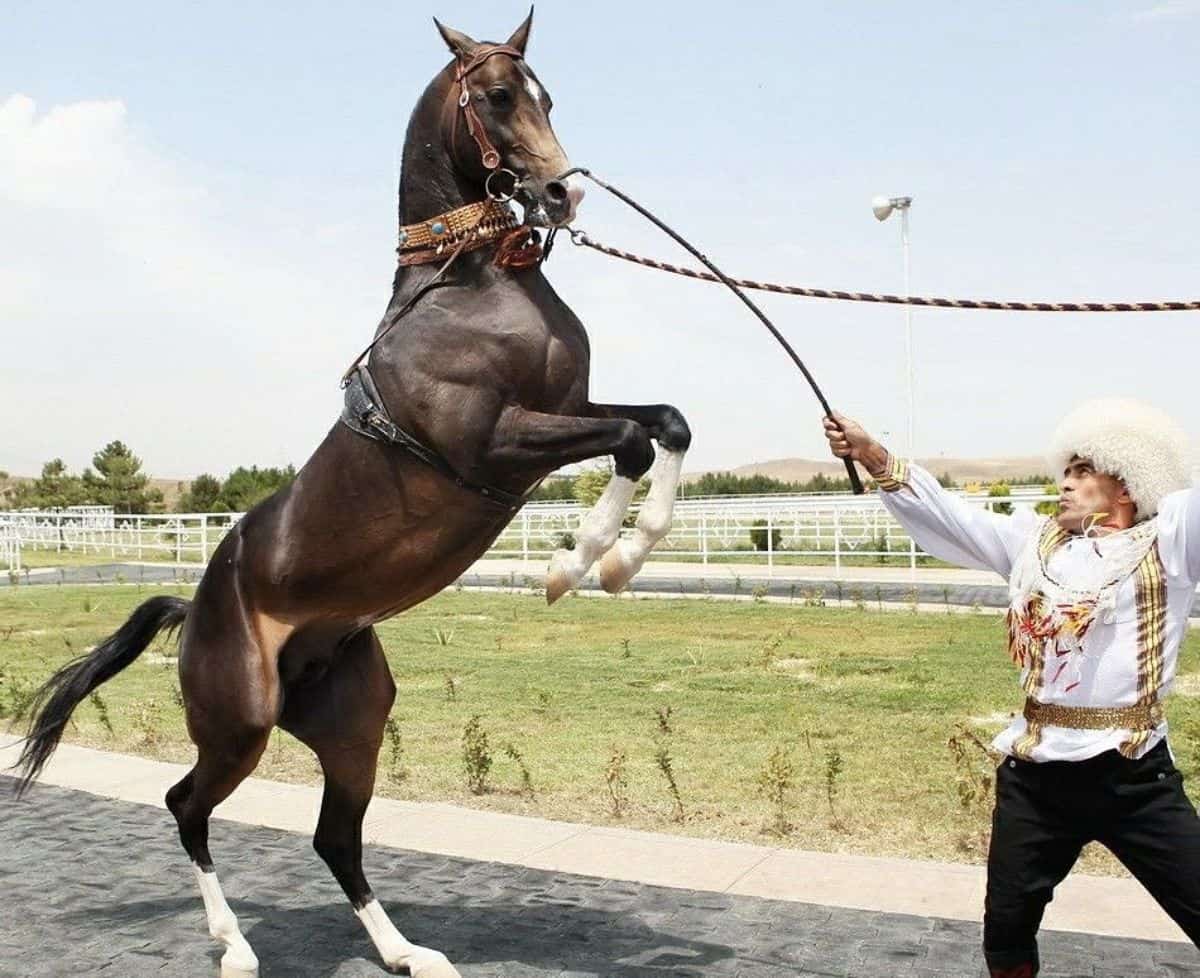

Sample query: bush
[749,520,782,552]
[1035,483,1059,517]
[987,482,1013,516]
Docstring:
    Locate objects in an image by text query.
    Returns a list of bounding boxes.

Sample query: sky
[2,1,1198,480]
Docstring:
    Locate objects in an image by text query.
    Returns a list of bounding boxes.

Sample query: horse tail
[11,595,191,797]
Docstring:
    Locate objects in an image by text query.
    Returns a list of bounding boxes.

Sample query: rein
[558,167,865,495]
[567,233,1200,313]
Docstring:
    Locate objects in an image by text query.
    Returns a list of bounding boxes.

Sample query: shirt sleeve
[875,455,1039,579]
[1154,488,1200,584]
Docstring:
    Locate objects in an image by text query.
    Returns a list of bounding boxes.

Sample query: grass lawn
[3,585,1199,876]
[14,549,203,571]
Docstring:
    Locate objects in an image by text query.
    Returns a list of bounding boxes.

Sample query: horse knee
[658,406,691,452]
[614,421,654,479]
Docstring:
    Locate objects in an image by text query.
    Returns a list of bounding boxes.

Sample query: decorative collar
[397,199,520,266]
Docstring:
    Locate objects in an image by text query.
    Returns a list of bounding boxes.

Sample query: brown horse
[14,12,691,978]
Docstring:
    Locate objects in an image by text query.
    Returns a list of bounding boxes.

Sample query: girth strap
[340,365,526,512]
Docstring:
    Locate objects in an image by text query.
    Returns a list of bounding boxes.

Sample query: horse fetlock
[208,908,238,941]
[636,508,674,539]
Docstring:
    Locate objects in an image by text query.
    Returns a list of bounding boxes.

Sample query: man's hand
[823,412,891,479]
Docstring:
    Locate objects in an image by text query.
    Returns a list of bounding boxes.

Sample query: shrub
[757,745,796,836]
[988,482,1013,515]
[463,715,492,794]
[1035,483,1059,517]
[749,520,782,552]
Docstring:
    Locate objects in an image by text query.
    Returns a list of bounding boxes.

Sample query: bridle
[449,43,526,174]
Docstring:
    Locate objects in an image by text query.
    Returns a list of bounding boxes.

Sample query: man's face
[1056,456,1133,532]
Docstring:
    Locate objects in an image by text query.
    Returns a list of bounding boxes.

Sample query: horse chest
[541,330,589,412]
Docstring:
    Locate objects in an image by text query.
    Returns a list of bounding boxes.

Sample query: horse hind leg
[166,729,271,978]
[545,472,638,604]
[168,614,280,978]
[279,629,461,978]
[599,446,686,594]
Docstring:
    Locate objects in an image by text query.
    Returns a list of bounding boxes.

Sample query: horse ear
[433,18,480,61]
[505,6,534,54]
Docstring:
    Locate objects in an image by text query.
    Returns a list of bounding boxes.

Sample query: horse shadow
[55,890,742,978]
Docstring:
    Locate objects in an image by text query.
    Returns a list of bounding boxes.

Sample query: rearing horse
[14,12,690,978]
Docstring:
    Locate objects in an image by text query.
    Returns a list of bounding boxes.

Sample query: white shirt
[877,459,1200,762]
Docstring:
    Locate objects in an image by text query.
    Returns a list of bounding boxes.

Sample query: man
[824,399,1200,978]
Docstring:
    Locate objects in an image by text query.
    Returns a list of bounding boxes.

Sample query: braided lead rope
[569,231,1200,313]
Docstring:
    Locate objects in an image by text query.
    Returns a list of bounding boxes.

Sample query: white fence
[0,522,19,573]
[1,489,1056,576]
[0,511,242,568]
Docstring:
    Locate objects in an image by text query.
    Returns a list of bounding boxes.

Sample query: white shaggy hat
[1047,398,1194,520]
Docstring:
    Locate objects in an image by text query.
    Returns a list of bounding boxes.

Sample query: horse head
[432,11,583,227]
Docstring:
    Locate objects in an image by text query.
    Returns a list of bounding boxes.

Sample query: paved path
[5,779,1200,978]
[3,738,1200,977]
[0,557,1019,611]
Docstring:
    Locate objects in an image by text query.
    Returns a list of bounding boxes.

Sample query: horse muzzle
[522,174,584,227]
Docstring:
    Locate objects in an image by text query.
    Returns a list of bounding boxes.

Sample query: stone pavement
[3,773,1200,978]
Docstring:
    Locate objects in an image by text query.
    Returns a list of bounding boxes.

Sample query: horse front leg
[587,403,691,594]
[485,407,656,603]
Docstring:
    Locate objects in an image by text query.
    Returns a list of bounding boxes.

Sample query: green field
[3,585,1198,876]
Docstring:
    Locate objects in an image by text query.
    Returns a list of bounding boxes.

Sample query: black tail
[11,595,191,797]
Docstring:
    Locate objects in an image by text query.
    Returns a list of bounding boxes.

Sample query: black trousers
[985,739,1200,974]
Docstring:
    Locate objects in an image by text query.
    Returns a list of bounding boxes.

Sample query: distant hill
[683,456,1052,486]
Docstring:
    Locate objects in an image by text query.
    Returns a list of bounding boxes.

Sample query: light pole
[872,195,914,458]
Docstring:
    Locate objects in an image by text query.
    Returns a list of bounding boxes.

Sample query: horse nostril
[545,180,568,204]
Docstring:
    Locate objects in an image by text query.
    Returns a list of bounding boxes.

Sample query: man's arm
[824,412,1036,578]
[1153,489,1200,584]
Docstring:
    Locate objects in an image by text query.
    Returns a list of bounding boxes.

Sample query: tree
[11,459,87,509]
[178,474,224,513]
[528,475,576,501]
[81,441,163,514]
[572,462,649,519]
[219,465,296,512]
[573,464,616,507]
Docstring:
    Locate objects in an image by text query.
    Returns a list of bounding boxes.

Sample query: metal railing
[0,491,1055,577]
[0,511,242,568]
[0,522,19,574]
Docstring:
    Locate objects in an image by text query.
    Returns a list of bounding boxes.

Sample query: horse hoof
[597,547,633,592]
[545,569,571,605]
[595,540,643,592]
[545,550,576,605]
[405,947,462,978]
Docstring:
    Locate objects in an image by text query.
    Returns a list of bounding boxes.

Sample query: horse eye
[486,87,512,107]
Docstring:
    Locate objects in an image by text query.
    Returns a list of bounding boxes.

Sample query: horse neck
[396,72,484,227]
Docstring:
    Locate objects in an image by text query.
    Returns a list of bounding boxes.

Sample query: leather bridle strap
[451,44,525,171]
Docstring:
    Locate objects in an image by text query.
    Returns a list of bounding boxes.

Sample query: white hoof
[546,548,583,605]
[598,539,643,594]
[220,954,259,978]
[399,945,461,978]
